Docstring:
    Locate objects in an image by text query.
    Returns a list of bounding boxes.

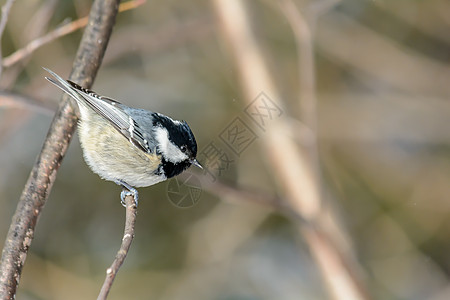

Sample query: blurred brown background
[1,0,450,299]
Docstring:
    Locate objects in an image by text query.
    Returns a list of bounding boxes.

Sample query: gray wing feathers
[44,68,152,153]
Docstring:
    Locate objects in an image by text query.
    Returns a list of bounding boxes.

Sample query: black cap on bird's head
[152,113,202,178]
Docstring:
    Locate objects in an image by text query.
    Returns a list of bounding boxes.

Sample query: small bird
[44,68,202,205]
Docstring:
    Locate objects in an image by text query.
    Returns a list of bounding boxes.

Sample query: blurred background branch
[212,0,368,299]
[0,0,15,77]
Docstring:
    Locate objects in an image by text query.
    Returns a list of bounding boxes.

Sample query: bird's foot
[115,180,139,207]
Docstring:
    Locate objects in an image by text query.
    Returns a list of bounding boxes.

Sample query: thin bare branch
[0,0,58,90]
[2,0,145,68]
[97,194,137,300]
[0,0,16,76]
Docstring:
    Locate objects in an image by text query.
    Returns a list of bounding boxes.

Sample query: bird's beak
[190,158,203,169]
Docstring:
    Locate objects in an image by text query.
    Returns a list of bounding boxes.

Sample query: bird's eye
[180,145,187,153]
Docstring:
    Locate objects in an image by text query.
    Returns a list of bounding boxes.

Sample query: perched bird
[44,68,202,205]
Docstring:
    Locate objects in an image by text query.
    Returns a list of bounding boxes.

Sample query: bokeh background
[1,0,450,299]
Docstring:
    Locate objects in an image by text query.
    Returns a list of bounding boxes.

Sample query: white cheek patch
[155,127,188,163]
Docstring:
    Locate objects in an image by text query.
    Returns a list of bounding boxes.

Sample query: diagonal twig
[97,193,137,300]
[2,0,145,69]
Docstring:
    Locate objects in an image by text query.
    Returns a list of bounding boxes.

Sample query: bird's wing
[44,68,152,153]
